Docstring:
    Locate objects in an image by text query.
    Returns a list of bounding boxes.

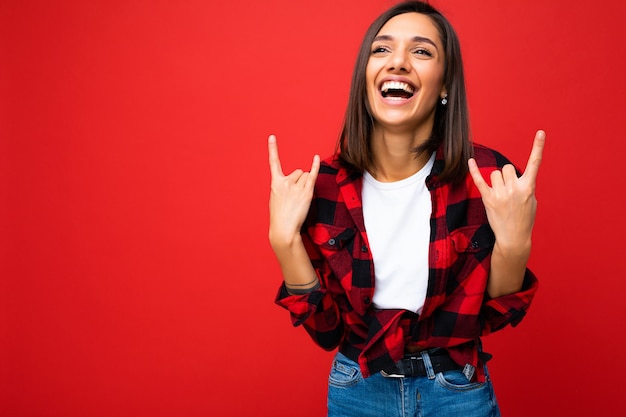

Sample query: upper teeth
[381,81,414,94]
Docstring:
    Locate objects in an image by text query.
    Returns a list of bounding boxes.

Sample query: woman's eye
[414,48,433,57]
[371,46,389,54]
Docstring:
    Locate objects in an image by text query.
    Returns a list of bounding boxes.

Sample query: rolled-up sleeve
[480,269,539,333]
[275,283,343,350]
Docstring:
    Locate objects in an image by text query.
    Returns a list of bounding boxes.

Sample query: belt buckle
[380,369,405,378]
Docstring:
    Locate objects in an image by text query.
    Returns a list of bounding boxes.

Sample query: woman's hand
[268,135,320,250]
[468,130,545,297]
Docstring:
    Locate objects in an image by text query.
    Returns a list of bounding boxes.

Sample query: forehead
[376,12,442,44]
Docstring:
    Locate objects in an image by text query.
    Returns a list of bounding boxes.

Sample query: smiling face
[366,12,447,137]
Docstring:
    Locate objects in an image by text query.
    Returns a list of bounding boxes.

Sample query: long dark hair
[337,1,472,183]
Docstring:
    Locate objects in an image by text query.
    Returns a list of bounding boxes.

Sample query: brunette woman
[268,1,544,415]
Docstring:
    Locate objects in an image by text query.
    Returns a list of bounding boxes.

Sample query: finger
[490,169,504,189]
[501,164,518,184]
[304,155,320,191]
[468,158,491,195]
[268,135,284,178]
[522,130,545,182]
[286,168,305,182]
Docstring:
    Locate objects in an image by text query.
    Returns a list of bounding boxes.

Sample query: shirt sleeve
[480,268,539,333]
[274,232,345,351]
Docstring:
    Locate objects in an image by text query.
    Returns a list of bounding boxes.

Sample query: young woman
[268,1,544,416]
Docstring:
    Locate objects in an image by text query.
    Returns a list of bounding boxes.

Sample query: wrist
[488,240,531,298]
[285,277,320,295]
[269,232,303,253]
[493,239,531,262]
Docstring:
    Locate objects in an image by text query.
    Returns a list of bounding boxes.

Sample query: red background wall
[2,0,625,416]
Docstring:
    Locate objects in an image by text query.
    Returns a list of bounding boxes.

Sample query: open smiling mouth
[381,81,415,100]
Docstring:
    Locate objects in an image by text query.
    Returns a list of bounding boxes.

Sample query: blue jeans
[327,351,501,417]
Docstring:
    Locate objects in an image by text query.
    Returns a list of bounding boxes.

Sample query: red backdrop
[2,0,625,416]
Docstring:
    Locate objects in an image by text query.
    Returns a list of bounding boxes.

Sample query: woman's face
[365,12,447,136]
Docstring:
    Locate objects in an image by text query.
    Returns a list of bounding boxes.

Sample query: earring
[441,95,448,106]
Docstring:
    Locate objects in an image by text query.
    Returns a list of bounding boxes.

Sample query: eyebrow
[373,35,439,50]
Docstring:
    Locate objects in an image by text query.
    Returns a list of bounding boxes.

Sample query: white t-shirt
[362,153,435,313]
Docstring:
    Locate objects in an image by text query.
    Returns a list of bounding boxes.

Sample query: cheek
[365,88,378,115]
[365,64,376,88]
[431,64,446,92]
[415,59,444,79]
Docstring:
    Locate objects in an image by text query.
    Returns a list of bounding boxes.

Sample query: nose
[387,49,410,72]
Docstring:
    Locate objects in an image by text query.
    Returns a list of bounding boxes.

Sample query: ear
[440,86,448,99]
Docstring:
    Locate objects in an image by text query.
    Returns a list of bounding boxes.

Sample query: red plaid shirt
[275,143,538,381]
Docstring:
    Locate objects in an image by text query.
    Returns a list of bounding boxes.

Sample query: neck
[369,128,432,182]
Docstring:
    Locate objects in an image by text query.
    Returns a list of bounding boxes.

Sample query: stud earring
[441,95,448,106]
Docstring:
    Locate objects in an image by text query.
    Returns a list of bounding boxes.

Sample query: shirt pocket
[448,225,495,292]
[450,224,494,255]
[309,224,357,253]
[308,224,360,291]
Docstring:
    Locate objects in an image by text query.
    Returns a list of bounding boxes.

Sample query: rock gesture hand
[268,135,320,249]
[468,130,546,254]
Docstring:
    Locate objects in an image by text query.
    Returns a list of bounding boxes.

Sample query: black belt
[381,349,461,377]
[339,344,492,378]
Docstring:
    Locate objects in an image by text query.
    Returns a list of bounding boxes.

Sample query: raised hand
[268,134,320,250]
[468,130,545,252]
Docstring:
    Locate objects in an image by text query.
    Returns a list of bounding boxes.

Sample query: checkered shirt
[275,143,538,381]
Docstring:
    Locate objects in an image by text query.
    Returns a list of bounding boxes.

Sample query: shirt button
[471,240,479,249]
[328,238,336,246]
[361,246,368,252]
[363,297,371,304]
